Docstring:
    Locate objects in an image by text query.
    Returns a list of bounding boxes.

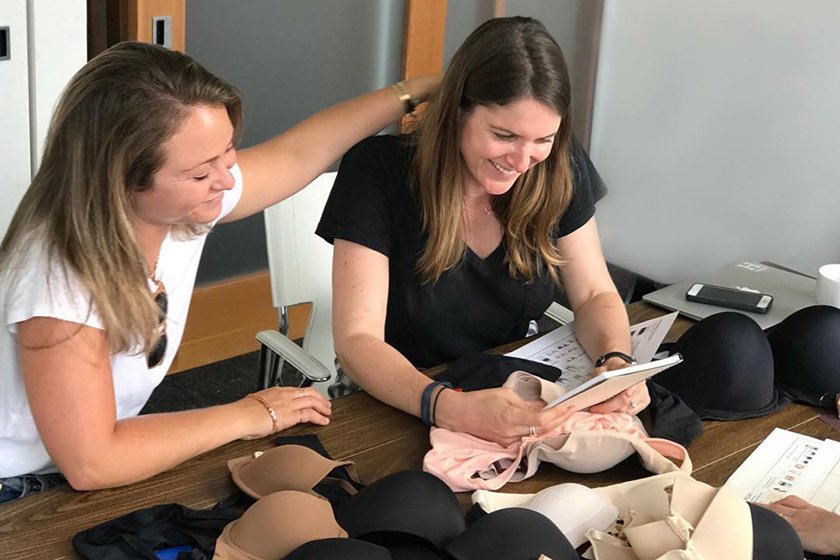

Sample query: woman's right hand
[434,387,576,447]
[239,386,332,440]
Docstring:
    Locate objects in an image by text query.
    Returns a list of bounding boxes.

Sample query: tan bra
[213,490,347,560]
[227,444,361,500]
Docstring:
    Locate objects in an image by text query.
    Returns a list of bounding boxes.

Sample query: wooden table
[1,302,835,559]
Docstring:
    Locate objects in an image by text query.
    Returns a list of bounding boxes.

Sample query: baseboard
[169,271,311,374]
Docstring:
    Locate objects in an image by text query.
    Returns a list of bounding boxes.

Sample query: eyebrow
[490,126,558,141]
[181,138,236,173]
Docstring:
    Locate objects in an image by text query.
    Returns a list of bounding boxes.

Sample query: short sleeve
[552,137,608,238]
[3,241,103,334]
[316,136,409,257]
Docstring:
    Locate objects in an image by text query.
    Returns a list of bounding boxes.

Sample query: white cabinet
[0,0,86,238]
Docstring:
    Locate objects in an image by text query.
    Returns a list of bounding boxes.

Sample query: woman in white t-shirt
[0,42,436,503]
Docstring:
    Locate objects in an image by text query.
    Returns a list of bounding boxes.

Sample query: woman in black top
[317,17,641,445]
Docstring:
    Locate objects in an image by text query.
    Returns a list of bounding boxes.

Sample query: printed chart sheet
[505,312,678,390]
[725,428,840,512]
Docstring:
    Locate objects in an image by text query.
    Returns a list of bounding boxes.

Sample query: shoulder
[569,136,607,202]
[1,236,102,331]
[345,134,411,159]
[334,134,413,198]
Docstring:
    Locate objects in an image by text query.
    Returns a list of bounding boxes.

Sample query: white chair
[257,172,338,393]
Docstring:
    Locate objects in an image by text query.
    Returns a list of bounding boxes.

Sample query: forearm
[572,290,631,361]
[336,333,432,417]
[232,76,436,217]
[59,399,259,490]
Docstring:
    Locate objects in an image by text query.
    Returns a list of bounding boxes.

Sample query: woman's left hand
[587,357,650,415]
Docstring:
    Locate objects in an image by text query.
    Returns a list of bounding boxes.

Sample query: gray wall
[591,0,840,284]
[444,0,603,146]
[186,0,405,284]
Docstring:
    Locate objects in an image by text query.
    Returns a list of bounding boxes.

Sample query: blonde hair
[413,16,573,285]
[0,42,242,355]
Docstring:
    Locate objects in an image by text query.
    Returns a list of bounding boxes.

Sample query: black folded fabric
[435,353,562,390]
[72,501,245,560]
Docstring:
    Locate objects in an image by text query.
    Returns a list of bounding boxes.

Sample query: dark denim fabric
[0,472,66,504]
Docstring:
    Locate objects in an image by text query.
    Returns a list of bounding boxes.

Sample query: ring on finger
[528,425,537,438]
[298,388,305,398]
[629,399,639,409]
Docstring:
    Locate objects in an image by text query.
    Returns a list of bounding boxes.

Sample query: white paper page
[725,428,825,504]
[807,439,840,513]
[505,312,678,390]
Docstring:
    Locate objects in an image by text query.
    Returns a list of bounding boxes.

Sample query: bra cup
[335,470,464,550]
[444,508,577,560]
[284,538,393,560]
[747,502,803,560]
[655,312,780,417]
[224,490,347,560]
[228,445,356,499]
[768,305,840,405]
[521,484,619,548]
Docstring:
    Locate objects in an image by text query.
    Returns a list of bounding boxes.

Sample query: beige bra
[213,490,347,560]
[227,444,361,499]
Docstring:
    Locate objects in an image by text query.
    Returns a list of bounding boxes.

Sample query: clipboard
[544,353,683,410]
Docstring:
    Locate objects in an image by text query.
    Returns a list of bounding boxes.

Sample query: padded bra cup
[227,444,360,500]
[214,490,347,560]
[334,470,465,549]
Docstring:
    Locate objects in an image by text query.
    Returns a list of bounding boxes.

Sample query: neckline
[465,238,505,262]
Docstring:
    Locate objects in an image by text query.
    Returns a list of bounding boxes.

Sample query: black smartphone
[685,283,773,314]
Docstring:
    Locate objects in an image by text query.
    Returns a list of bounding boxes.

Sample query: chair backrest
[263,172,337,391]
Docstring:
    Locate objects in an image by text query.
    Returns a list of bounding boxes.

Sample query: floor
[141,351,261,414]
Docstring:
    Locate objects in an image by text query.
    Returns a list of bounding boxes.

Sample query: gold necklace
[464,201,493,215]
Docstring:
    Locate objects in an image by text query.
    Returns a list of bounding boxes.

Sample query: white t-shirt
[0,165,243,477]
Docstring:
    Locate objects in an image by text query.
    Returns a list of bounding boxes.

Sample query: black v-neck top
[316,135,606,368]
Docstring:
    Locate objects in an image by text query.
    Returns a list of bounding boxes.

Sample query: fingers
[589,382,650,415]
[253,387,333,432]
[772,495,811,508]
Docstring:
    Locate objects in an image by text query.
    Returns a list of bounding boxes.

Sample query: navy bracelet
[421,381,452,427]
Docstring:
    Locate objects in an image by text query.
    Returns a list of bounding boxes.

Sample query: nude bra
[227,444,361,500]
[213,490,347,560]
[425,371,691,492]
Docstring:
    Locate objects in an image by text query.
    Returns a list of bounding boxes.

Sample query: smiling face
[132,104,237,228]
[459,97,561,198]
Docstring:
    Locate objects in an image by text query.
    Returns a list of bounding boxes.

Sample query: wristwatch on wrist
[594,351,637,368]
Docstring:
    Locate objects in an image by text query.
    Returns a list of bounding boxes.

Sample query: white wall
[591,0,840,283]
[0,0,86,239]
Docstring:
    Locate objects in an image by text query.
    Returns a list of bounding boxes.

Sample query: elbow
[60,459,123,491]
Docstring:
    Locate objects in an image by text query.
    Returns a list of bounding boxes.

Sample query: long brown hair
[0,42,242,354]
[413,16,573,284]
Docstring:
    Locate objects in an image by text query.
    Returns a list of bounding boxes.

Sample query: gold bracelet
[391,80,419,114]
[245,393,280,433]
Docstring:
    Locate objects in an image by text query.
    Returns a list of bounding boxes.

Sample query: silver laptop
[643,261,816,329]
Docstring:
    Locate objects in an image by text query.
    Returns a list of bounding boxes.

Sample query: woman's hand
[240,386,332,440]
[435,387,576,447]
[587,356,650,415]
[765,495,840,555]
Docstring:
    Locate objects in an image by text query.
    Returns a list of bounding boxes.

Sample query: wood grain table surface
[1,302,834,559]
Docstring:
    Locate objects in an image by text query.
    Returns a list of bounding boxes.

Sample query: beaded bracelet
[420,381,453,426]
[245,393,280,433]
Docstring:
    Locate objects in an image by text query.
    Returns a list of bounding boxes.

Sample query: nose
[507,145,533,174]
[215,150,237,190]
